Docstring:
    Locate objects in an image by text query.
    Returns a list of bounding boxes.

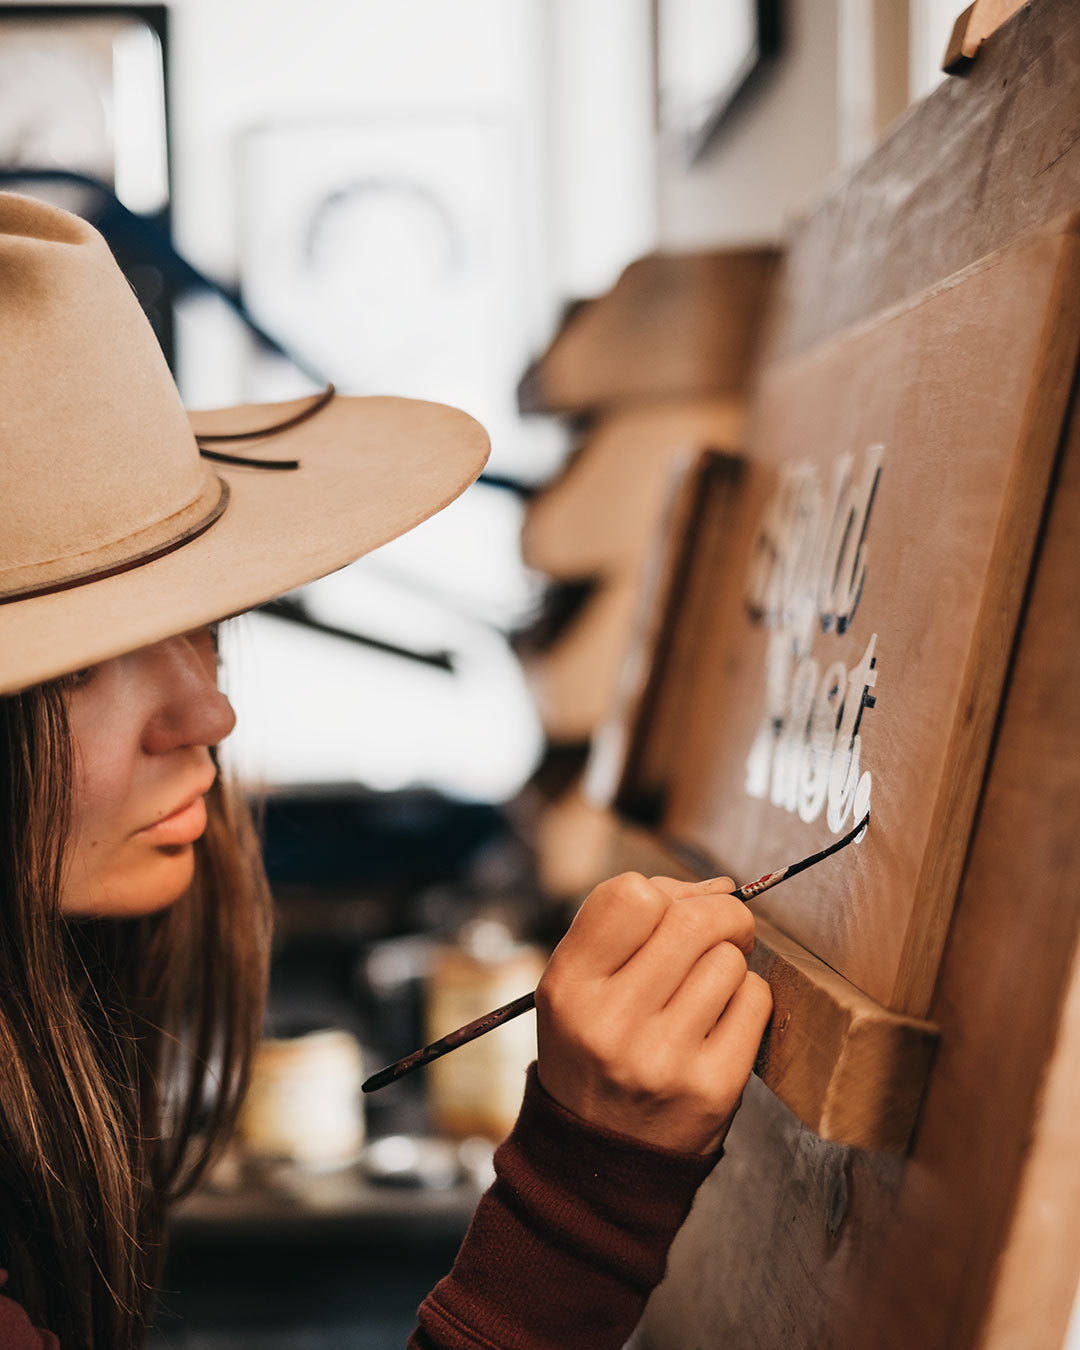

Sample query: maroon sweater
[0,1066,718,1349]
[410,1065,719,1348]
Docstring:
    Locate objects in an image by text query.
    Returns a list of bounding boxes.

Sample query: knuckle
[533,969,560,1017]
[597,870,658,904]
[634,1048,679,1098]
[673,900,713,942]
[714,940,749,980]
[614,871,670,917]
[581,872,664,927]
[536,966,584,1027]
[585,874,627,910]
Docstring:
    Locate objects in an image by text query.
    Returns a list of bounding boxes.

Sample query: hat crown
[0,193,223,600]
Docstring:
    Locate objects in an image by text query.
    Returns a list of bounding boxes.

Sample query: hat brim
[0,392,489,695]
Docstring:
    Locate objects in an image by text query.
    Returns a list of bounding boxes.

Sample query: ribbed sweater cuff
[411,1063,720,1350]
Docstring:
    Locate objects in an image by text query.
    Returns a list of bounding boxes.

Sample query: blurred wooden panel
[661,218,1080,1015]
[524,576,639,743]
[519,249,778,415]
[604,450,745,828]
[534,781,616,900]
[772,0,1080,362]
[521,397,743,580]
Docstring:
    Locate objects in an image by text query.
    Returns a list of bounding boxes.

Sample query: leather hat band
[0,477,230,606]
[0,385,335,606]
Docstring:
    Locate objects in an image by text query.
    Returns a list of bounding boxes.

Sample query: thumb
[647,873,736,902]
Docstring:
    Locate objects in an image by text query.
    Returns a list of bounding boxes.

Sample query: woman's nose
[140,630,237,754]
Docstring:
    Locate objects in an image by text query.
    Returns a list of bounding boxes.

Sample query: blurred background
[0,1,966,1344]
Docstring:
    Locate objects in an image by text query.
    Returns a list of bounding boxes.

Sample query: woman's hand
[535,871,773,1154]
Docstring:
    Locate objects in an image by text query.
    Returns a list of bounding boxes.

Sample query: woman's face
[60,627,236,917]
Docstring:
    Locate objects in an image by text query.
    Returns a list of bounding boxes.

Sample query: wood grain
[631,5,1080,1343]
[660,219,1080,1015]
[518,250,778,415]
[635,269,1080,1350]
[750,918,937,1153]
[770,0,1080,363]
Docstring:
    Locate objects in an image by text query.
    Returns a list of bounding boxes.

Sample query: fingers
[702,971,774,1078]
[648,874,736,902]
[550,872,670,979]
[659,939,749,1041]
[609,890,755,1013]
[535,861,774,1154]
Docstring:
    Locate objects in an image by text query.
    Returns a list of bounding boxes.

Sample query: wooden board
[771,0,1080,364]
[523,576,639,743]
[598,450,745,828]
[518,249,778,415]
[635,294,1080,1350]
[626,5,1080,1344]
[657,218,1080,1015]
[523,402,745,746]
[521,398,744,580]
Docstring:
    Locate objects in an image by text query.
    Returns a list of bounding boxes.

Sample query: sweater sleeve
[0,1274,60,1350]
[408,1063,720,1350]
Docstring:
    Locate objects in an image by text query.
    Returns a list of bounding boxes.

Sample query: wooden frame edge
[752,917,938,1152]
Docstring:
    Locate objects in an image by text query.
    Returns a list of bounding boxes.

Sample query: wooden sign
[630,8,1080,1343]
[517,250,778,414]
[652,217,1080,1016]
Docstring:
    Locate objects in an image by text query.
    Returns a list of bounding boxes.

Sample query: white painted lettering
[742,447,883,835]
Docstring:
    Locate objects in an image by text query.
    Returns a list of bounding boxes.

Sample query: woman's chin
[62,845,197,918]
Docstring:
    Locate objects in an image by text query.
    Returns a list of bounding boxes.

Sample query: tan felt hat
[0,192,490,695]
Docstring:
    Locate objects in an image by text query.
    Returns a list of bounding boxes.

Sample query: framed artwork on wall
[0,4,172,354]
[238,114,539,482]
[655,0,782,161]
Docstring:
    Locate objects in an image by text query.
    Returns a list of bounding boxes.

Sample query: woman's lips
[136,794,209,846]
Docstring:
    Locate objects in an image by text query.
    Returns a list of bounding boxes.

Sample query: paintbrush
[361,812,870,1094]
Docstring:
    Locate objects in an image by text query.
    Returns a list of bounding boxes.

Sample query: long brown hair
[0,678,273,1347]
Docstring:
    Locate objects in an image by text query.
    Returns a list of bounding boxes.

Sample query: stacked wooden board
[517,249,776,899]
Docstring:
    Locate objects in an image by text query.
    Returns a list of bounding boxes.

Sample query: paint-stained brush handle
[361,813,869,1094]
[729,812,869,900]
[362,991,537,1093]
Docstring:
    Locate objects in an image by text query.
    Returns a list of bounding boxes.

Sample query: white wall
[543,0,657,299]
[654,0,965,252]
[165,1,544,284]
[656,0,840,249]
[910,0,963,99]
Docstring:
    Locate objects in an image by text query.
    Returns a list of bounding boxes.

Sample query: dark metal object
[260,597,455,672]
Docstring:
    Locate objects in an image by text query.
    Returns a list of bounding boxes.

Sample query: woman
[0,192,771,1349]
